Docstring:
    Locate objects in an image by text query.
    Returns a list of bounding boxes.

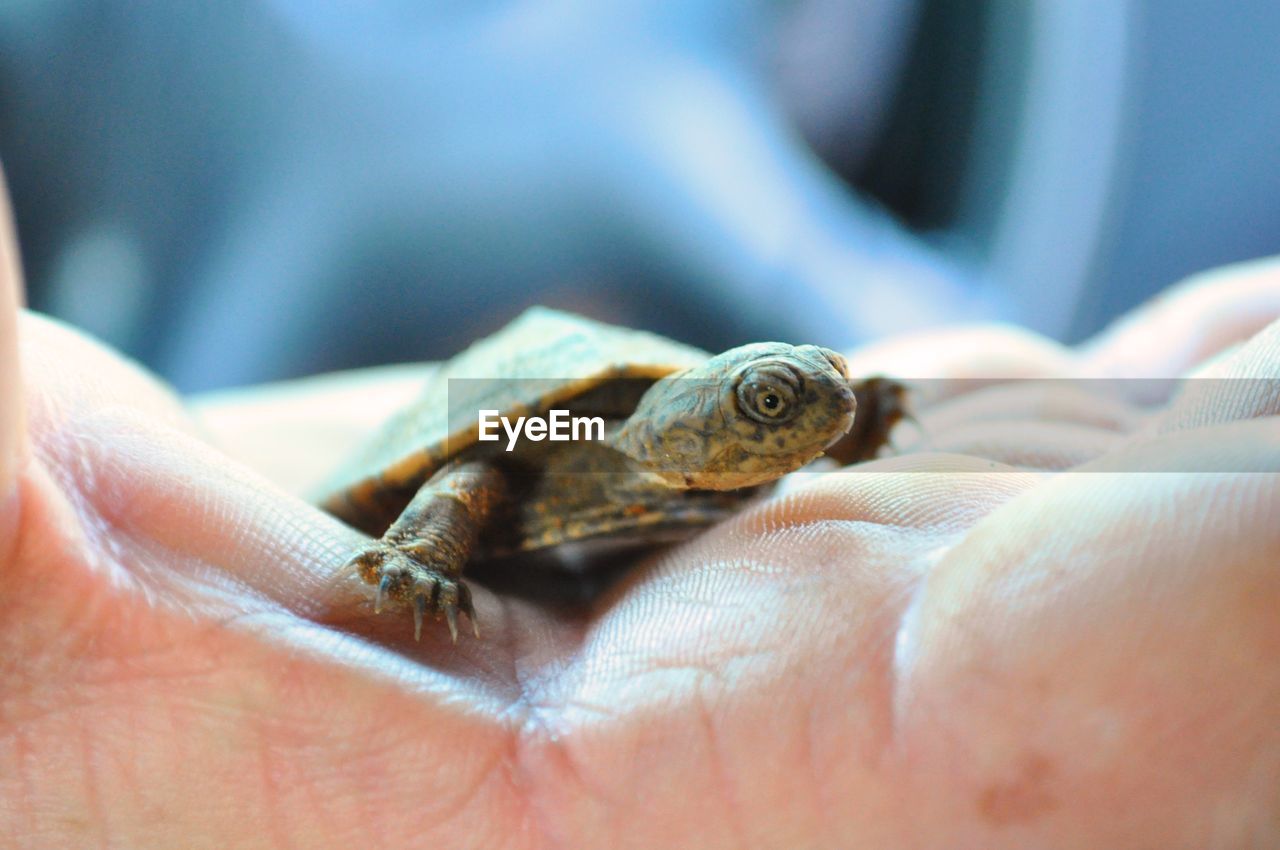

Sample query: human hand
[2,177,1277,849]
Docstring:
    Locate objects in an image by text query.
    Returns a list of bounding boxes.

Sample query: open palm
[2,209,1278,846]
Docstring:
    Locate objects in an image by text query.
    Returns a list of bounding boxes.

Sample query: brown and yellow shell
[318,307,710,520]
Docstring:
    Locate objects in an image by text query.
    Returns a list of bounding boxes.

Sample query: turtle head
[610,343,857,490]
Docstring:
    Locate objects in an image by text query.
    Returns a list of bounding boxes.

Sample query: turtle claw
[438,583,461,644]
[349,542,478,642]
[374,573,393,614]
[459,583,480,639]
[413,593,426,642]
[445,605,459,644]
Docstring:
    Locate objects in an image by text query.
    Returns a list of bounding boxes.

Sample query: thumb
[0,163,26,555]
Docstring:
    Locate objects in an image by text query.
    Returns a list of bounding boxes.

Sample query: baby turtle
[319,307,906,641]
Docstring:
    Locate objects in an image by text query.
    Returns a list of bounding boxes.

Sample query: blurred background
[1,0,1277,392]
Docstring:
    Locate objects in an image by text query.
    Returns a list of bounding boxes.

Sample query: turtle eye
[736,364,801,425]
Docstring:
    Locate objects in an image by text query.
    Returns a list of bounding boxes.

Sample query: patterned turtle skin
[319,307,904,642]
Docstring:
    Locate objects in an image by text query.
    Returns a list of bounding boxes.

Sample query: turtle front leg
[346,460,506,642]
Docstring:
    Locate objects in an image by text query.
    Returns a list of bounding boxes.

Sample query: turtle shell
[319,307,710,529]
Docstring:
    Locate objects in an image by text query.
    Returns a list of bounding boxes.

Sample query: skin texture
[1,178,1280,847]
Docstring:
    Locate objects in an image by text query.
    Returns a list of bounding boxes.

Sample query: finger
[189,363,435,495]
[15,316,406,631]
[0,165,26,555]
[915,382,1145,436]
[20,312,191,442]
[1146,316,1280,437]
[848,324,1076,382]
[1080,254,1280,378]
[919,420,1126,471]
[904,382,1146,470]
[21,316,524,672]
[19,313,533,670]
[897,419,1280,841]
[846,325,1078,412]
